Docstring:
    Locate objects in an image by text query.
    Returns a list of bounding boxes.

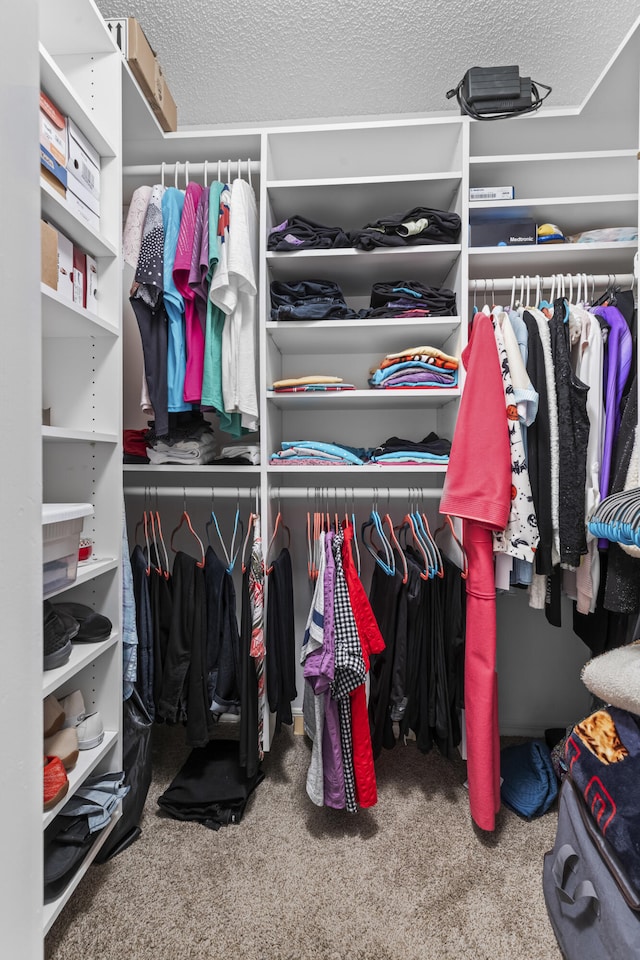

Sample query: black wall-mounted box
[469,218,537,247]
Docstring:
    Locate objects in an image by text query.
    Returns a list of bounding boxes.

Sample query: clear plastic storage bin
[42,502,93,597]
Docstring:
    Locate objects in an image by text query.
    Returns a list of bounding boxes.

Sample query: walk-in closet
[4,1,640,957]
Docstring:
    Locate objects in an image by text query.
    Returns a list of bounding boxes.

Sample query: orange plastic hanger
[266,509,291,575]
[170,494,205,568]
[434,513,469,579]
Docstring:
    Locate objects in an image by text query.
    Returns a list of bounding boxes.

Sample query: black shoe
[43,601,79,670]
[51,602,112,643]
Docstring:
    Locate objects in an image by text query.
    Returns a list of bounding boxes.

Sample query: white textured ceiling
[96,0,640,128]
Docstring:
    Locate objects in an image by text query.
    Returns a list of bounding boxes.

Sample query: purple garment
[188,188,209,329]
[594,305,633,503]
[321,532,345,809]
[374,370,455,387]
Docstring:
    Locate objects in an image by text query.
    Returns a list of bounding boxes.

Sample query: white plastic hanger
[203,160,208,188]
[185,160,190,186]
[160,161,166,188]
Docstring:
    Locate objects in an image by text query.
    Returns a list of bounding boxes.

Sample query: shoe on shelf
[51,601,112,643]
[43,694,65,738]
[43,755,69,811]
[43,601,79,671]
[44,726,79,771]
[60,690,105,750]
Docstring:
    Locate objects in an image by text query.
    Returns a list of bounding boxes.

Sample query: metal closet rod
[270,486,442,500]
[125,485,260,499]
[122,159,261,178]
[124,485,441,501]
[469,273,635,292]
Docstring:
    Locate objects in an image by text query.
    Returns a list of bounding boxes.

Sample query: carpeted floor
[45,725,562,960]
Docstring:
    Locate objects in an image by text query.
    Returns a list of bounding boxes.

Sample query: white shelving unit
[37,0,124,944]
[1,2,634,955]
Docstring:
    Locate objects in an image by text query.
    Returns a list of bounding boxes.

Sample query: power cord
[446,76,552,121]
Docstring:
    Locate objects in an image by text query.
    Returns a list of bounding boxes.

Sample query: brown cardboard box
[106,18,178,132]
[125,18,158,103]
[41,220,58,290]
[151,63,178,132]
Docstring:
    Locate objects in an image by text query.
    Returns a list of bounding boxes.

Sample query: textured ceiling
[96,0,640,128]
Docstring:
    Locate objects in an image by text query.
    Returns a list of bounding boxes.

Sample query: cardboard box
[72,247,86,308]
[67,119,100,202]
[105,17,177,131]
[107,18,157,101]
[85,255,98,314]
[66,189,100,233]
[469,217,537,247]
[56,231,74,302]
[40,92,66,166]
[151,62,178,132]
[67,168,100,218]
[41,220,58,290]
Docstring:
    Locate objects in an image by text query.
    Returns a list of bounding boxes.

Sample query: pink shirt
[173,182,205,403]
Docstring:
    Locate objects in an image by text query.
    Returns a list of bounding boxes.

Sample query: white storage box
[42,502,93,596]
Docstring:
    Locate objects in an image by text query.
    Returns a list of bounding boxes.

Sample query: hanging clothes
[265,547,296,733]
[162,186,190,415]
[130,184,170,437]
[173,181,205,403]
[248,517,266,762]
[440,311,511,832]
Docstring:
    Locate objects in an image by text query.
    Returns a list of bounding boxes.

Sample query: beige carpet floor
[45,725,562,960]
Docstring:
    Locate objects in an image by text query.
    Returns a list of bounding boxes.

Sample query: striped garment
[249,515,265,760]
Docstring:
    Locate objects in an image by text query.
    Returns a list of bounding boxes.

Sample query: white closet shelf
[469,149,638,165]
[123,464,261,475]
[43,729,119,829]
[267,388,460,410]
[267,172,463,188]
[43,808,122,936]
[42,427,119,444]
[267,464,448,475]
[44,558,119,603]
[42,285,119,339]
[40,4,117,58]
[469,195,638,235]
[468,241,638,277]
[266,175,462,228]
[39,44,117,158]
[266,317,461,355]
[42,632,119,698]
[41,179,118,259]
[266,245,462,292]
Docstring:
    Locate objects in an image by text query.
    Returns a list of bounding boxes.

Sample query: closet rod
[124,485,260,499]
[122,160,261,178]
[469,273,635,292]
[124,485,442,501]
[269,487,442,500]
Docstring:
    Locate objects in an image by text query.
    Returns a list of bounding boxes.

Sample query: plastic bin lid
[42,503,93,525]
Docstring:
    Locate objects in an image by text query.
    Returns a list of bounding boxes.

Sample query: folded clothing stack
[270,279,361,321]
[368,280,457,318]
[269,376,355,394]
[369,345,459,389]
[44,771,129,902]
[216,444,260,465]
[267,215,351,251]
[368,432,452,465]
[270,441,367,466]
[349,207,462,250]
[146,411,217,465]
[267,208,461,252]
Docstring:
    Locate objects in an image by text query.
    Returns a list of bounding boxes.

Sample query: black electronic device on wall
[446,65,551,120]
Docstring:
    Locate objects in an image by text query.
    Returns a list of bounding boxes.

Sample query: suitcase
[543,777,640,959]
